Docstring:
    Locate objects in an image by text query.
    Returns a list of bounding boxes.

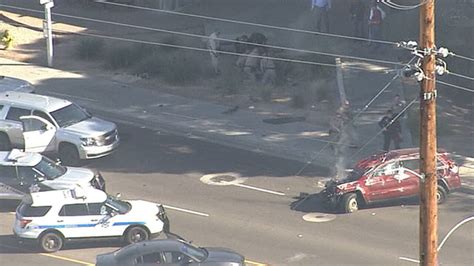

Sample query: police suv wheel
[125,226,149,244]
[341,193,359,213]
[39,232,63,253]
[0,134,11,151]
[59,144,80,166]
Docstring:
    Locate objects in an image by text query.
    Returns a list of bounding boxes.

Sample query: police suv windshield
[50,103,91,128]
[105,196,131,214]
[34,157,67,180]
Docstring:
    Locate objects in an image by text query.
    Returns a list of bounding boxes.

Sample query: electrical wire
[47,26,395,73]
[0,3,405,67]
[452,53,474,62]
[448,71,474,81]
[381,0,430,10]
[94,0,398,46]
[436,80,474,93]
[350,96,419,159]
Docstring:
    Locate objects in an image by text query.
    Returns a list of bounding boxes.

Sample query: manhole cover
[200,173,247,186]
[302,213,336,223]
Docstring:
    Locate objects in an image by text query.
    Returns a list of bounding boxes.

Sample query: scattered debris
[222,105,239,114]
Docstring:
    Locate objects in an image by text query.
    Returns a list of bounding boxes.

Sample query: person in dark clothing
[350,0,366,37]
[379,110,402,151]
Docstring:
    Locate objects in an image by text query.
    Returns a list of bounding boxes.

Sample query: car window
[18,203,51,217]
[87,203,107,215]
[373,161,400,177]
[59,204,89,216]
[0,105,3,111]
[401,159,419,170]
[5,107,31,122]
[135,252,163,264]
[162,251,189,264]
[50,103,91,128]
[0,165,17,179]
[33,110,55,125]
[17,166,41,182]
[22,118,49,132]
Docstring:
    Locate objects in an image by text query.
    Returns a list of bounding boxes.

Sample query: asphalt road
[0,122,473,266]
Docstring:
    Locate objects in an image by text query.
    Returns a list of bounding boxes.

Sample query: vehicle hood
[0,77,35,93]
[205,247,245,263]
[42,167,94,189]
[64,117,116,137]
[128,200,160,215]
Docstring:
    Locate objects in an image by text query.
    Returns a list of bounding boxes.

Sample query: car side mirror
[55,158,62,165]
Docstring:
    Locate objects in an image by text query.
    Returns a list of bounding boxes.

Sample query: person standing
[379,110,402,151]
[208,30,221,75]
[350,0,366,38]
[367,0,386,48]
[311,0,331,33]
[260,52,276,86]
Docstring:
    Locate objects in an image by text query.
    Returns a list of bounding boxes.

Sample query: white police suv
[13,188,170,252]
[0,149,106,200]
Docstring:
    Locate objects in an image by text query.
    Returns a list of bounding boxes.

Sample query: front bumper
[320,188,341,210]
[79,137,120,159]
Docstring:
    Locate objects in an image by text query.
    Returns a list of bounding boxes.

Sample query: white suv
[0,91,119,165]
[14,187,170,252]
[0,149,106,200]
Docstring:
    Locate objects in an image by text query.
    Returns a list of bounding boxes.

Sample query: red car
[321,148,462,213]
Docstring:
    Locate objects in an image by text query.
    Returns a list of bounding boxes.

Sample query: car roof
[0,76,35,93]
[0,91,71,112]
[115,239,190,258]
[25,187,107,207]
[0,149,42,166]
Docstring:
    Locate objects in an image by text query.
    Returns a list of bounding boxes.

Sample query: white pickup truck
[0,91,119,165]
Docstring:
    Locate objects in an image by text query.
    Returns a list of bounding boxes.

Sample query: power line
[350,96,419,159]
[95,0,398,46]
[448,71,474,81]
[47,26,395,73]
[452,53,474,62]
[381,0,430,10]
[0,3,405,67]
[436,80,474,93]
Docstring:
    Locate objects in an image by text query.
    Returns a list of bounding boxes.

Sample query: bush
[75,38,104,60]
[159,51,204,85]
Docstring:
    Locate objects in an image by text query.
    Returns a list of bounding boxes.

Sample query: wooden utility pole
[419,0,437,265]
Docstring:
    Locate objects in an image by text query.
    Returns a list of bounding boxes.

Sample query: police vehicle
[0,149,105,200]
[13,187,169,252]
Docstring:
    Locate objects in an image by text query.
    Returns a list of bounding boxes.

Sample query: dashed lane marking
[163,204,209,217]
[399,256,420,263]
[233,183,286,196]
[245,259,267,266]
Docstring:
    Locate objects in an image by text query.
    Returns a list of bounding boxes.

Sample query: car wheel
[437,186,447,204]
[341,193,359,213]
[59,144,81,166]
[0,134,11,151]
[125,226,149,245]
[39,232,63,253]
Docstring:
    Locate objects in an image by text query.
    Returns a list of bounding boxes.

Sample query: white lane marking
[233,183,286,196]
[163,204,209,217]
[399,256,420,263]
[47,91,98,102]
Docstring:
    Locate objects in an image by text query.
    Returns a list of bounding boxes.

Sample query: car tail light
[19,219,32,229]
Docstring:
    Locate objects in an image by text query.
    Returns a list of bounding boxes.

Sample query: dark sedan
[96,239,245,266]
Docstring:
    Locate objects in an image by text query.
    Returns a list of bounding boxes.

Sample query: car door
[397,158,421,197]
[57,203,95,238]
[364,161,403,202]
[86,202,117,237]
[20,115,56,153]
[4,106,30,146]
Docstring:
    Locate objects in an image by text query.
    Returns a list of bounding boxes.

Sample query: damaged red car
[321,148,462,213]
